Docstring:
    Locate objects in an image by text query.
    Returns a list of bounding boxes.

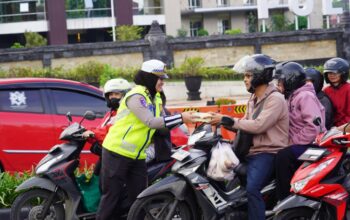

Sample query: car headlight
[292,158,334,193]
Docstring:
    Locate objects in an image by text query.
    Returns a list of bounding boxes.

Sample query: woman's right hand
[181,111,200,124]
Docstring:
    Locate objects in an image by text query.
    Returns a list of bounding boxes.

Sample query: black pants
[275,145,309,201]
[96,148,147,220]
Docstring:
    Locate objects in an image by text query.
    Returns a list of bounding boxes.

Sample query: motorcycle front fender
[15,176,56,193]
[138,175,187,200]
[273,194,320,213]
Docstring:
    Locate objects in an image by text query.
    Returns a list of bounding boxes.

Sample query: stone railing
[0,21,347,71]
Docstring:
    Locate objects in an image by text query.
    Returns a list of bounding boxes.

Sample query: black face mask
[108,98,121,109]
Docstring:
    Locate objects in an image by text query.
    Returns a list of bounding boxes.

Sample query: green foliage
[0,171,34,208]
[290,16,308,30]
[224,29,242,35]
[270,13,293,32]
[10,42,25,49]
[24,31,47,48]
[113,25,143,41]
[72,61,105,83]
[200,67,235,80]
[179,57,205,77]
[166,58,236,80]
[215,98,237,106]
[248,12,258,33]
[198,28,209,36]
[177,28,187,37]
[99,64,138,86]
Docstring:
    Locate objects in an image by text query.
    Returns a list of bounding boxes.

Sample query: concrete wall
[0,27,345,71]
[164,0,182,36]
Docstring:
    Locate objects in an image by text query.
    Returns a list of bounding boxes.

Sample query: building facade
[0,0,341,48]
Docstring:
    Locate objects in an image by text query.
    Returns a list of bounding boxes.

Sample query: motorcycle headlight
[292,158,335,193]
[36,154,63,175]
[292,175,313,193]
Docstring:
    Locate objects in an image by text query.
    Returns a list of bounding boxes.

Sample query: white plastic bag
[207,142,240,181]
[145,144,155,163]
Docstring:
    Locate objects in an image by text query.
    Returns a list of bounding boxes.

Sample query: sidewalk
[167,94,250,107]
[164,81,250,107]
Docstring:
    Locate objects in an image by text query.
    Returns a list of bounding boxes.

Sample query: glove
[221,116,235,127]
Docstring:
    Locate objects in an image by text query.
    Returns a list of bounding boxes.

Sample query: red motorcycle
[273,120,350,220]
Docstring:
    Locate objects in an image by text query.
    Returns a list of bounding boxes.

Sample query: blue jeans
[246,153,275,220]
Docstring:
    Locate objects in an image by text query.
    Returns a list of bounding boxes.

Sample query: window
[217,0,228,7]
[218,19,230,34]
[243,0,255,5]
[190,20,202,36]
[189,0,201,9]
[0,89,44,113]
[51,89,108,118]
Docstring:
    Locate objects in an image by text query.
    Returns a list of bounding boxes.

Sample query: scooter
[127,123,277,220]
[273,120,350,220]
[10,111,189,220]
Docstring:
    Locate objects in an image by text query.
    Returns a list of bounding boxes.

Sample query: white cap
[141,59,168,79]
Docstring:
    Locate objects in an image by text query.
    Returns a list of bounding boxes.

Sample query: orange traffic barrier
[168,104,246,140]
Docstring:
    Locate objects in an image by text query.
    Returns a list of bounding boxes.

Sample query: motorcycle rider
[82,78,131,175]
[96,59,196,220]
[323,57,350,126]
[207,54,289,220]
[274,62,326,201]
[304,67,333,130]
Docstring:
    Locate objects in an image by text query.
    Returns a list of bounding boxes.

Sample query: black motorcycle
[127,123,277,220]
[10,111,181,220]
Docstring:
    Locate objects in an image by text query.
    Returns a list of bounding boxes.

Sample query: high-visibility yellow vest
[102,85,162,160]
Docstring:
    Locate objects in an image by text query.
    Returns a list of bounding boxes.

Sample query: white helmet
[141,59,168,79]
[103,78,131,97]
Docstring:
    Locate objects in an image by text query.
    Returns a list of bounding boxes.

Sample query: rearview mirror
[84,111,96,121]
[66,112,72,122]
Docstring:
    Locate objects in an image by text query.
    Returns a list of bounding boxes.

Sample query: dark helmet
[233,54,276,93]
[274,62,306,99]
[304,67,324,93]
[323,57,349,84]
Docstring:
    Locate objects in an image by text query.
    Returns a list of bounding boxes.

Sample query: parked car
[0,78,189,173]
[0,78,109,172]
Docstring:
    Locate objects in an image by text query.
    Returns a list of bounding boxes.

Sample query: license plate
[171,148,190,161]
[298,148,327,162]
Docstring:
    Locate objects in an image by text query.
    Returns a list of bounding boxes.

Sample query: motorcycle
[10,111,189,220]
[273,120,350,220]
[127,123,277,220]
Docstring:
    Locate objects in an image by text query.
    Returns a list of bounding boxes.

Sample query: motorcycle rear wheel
[127,193,196,220]
[274,208,314,220]
[10,188,65,220]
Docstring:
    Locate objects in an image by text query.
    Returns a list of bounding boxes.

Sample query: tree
[112,25,143,41]
[248,12,258,33]
[270,13,293,32]
[198,28,209,36]
[177,28,187,37]
[24,31,47,48]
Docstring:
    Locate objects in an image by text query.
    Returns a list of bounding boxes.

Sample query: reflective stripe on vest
[102,85,162,160]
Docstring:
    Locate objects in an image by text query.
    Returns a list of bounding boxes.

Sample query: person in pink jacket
[274,61,326,201]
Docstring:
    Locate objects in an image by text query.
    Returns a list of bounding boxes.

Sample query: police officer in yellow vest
[96,59,195,220]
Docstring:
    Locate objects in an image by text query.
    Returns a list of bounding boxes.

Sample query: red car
[0,78,188,172]
[0,78,109,172]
